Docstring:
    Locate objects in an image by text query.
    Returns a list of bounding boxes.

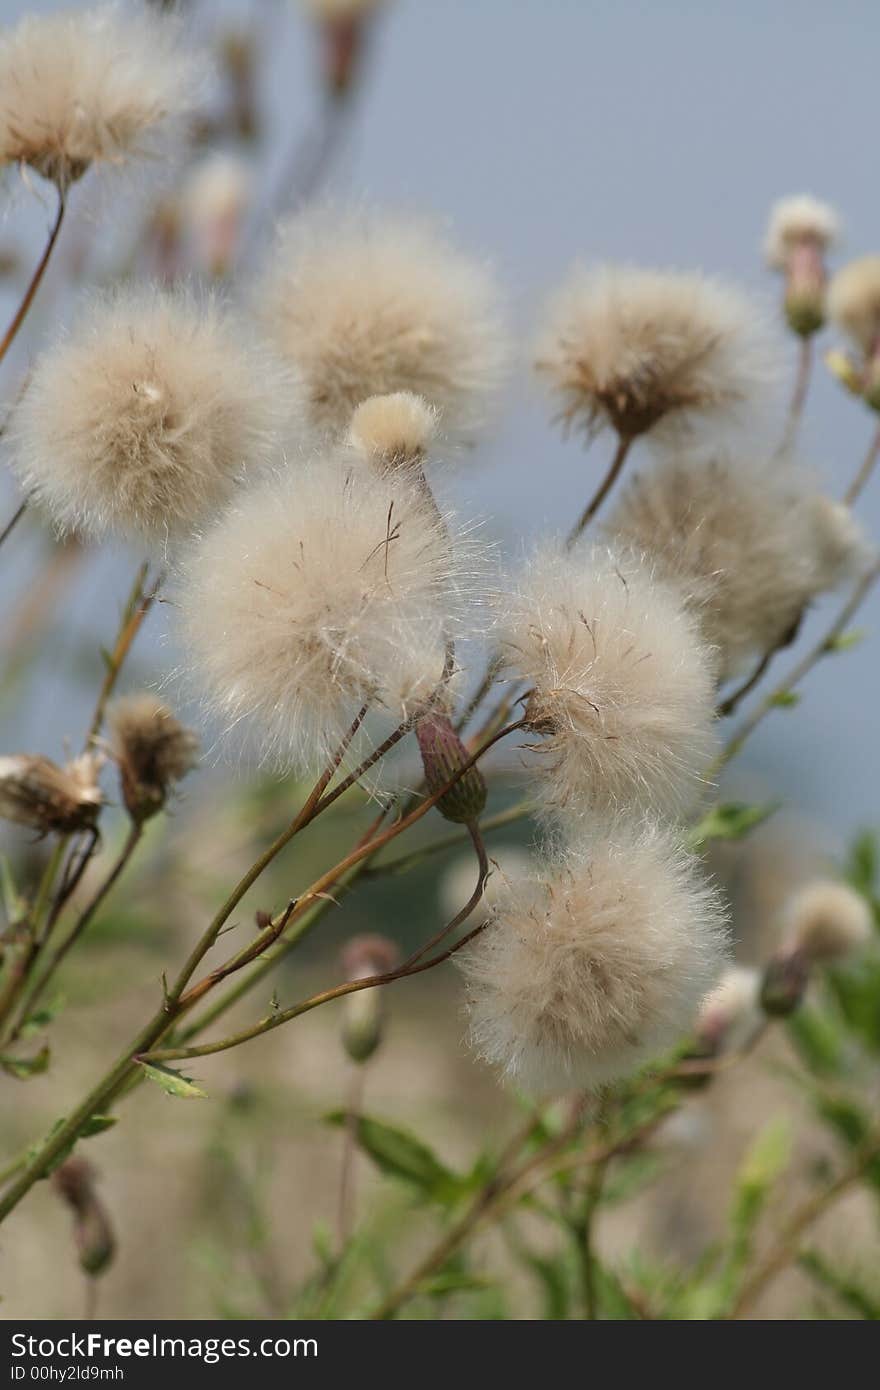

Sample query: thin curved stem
[0,186,66,367]
[844,421,880,508]
[85,563,161,749]
[728,1135,880,1318]
[778,336,813,454]
[7,824,143,1043]
[566,434,633,548]
[0,498,28,551]
[165,704,369,1005]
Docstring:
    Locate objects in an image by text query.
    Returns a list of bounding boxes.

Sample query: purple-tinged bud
[784,240,827,337]
[340,933,399,1064]
[415,712,487,825]
[53,1158,115,1278]
[760,947,810,1017]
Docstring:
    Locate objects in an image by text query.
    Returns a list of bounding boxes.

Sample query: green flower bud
[415,712,487,825]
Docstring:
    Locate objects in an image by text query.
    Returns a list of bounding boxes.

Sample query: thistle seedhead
[107,694,199,824]
[458,823,729,1094]
[535,265,779,443]
[347,392,439,473]
[0,4,201,191]
[0,753,102,836]
[415,712,487,825]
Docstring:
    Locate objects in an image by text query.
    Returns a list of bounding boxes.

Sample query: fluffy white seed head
[497,545,718,820]
[605,452,865,683]
[347,392,439,471]
[0,3,200,189]
[9,286,294,548]
[782,880,874,963]
[256,207,507,439]
[763,195,840,270]
[534,265,778,442]
[177,453,480,770]
[828,256,880,354]
[695,964,762,1052]
[458,824,729,1094]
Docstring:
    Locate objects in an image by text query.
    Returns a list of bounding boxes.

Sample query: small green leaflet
[324,1110,465,1204]
[137,1060,207,1099]
[769,690,800,708]
[825,628,866,654]
[689,801,779,849]
[0,1045,50,1079]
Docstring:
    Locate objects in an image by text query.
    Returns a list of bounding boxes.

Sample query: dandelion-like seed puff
[535,264,778,443]
[497,545,718,821]
[256,207,507,440]
[9,286,295,549]
[0,3,201,190]
[606,451,868,683]
[458,823,729,1094]
[176,452,483,771]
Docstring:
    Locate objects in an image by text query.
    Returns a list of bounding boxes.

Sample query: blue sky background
[1,0,878,845]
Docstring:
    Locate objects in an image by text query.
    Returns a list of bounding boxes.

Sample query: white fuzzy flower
[763,195,840,271]
[497,545,718,820]
[458,822,729,1094]
[695,965,762,1053]
[176,453,482,770]
[828,256,880,355]
[255,207,507,439]
[9,286,294,548]
[0,3,201,189]
[347,392,439,472]
[535,264,779,442]
[606,452,867,683]
[782,880,874,963]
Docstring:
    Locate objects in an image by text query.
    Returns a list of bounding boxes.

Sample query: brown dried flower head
[0,753,102,835]
[107,693,199,824]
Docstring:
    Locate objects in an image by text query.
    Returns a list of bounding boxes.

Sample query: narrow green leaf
[689,801,779,849]
[0,855,27,925]
[324,1110,463,1202]
[0,1045,50,1079]
[798,1248,880,1319]
[825,628,866,653]
[20,996,65,1038]
[770,689,800,708]
[138,1060,207,1099]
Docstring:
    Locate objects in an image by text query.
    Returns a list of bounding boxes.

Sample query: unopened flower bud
[348,392,438,472]
[0,753,102,835]
[304,1,384,98]
[53,1158,115,1279]
[340,933,399,1063]
[695,965,762,1052]
[415,712,487,825]
[183,153,250,278]
[107,694,198,824]
[784,241,827,337]
[760,947,810,1017]
[782,879,873,964]
[825,348,864,397]
[764,196,839,336]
